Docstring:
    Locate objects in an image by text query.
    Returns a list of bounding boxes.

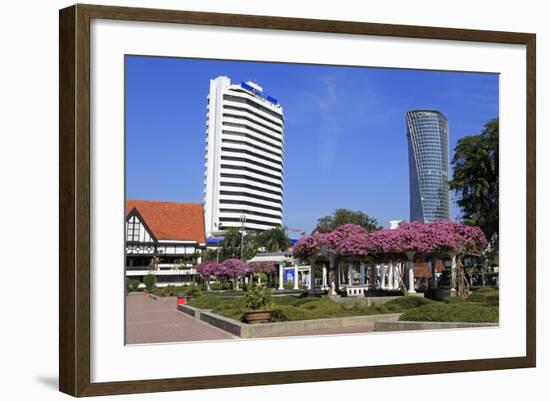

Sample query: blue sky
[126,56,499,235]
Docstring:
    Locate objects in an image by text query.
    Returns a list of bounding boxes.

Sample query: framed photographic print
[59,3,536,397]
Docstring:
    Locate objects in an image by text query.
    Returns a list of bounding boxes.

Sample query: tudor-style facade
[125,200,207,287]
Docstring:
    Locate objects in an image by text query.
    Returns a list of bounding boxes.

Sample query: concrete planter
[179,307,401,338]
[374,320,498,332]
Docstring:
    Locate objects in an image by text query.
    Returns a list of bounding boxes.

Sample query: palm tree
[221,227,242,259]
[255,226,291,252]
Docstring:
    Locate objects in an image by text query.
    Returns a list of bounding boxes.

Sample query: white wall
[0,0,547,400]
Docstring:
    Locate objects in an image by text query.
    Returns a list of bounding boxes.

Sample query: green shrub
[243,285,272,310]
[467,288,499,306]
[129,279,140,292]
[400,303,499,323]
[143,274,156,291]
[473,287,499,295]
[385,296,434,309]
[273,295,302,306]
[445,296,466,304]
[364,296,434,315]
[271,305,309,322]
[297,299,345,318]
[209,282,233,291]
[185,285,203,298]
[257,272,268,283]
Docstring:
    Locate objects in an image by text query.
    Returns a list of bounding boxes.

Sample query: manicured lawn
[188,287,499,324]
[188,293,436,322]
[399,303,499,323]
[399,288,499,323]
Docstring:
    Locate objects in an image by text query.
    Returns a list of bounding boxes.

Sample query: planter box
[182,308,401,338]
[243,310,272,324]
[374,320,498,332]
[177,304,205,320]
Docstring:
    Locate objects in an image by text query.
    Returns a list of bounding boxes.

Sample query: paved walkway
[126,295,233,344]
[126,294,376,344]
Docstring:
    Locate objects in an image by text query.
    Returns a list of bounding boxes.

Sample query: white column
[380,263,386,289]
[368,264,375,289]
[329,255,337,295]
[278,264,284,290]
[348,263,353,286]
[293,264,299,290]
[430,259,438,289]
[394,262,401,289]
[310,264,316,291]
[322,265,327,288]
[359,263,365,285]
[450,253,457,296]
[387,261,394,290]
[307,270,312,290]
[406,251,416,294]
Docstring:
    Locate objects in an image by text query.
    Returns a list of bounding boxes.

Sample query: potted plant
[242,284,272,324]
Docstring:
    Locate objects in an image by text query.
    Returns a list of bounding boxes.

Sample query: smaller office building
[125,200,206,287]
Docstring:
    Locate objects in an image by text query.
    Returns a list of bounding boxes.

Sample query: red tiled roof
[413,260,445,278]
[126,200,206,244]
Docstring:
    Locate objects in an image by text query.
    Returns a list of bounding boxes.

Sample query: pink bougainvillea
[248,261,276,274]
[436,220,487,256]
[220,258,251,278]
[325,224,370,257]
[293,231,331,260]
[292,221,488,261]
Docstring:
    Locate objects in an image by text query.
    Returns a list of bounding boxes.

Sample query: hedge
[400,303,499,323]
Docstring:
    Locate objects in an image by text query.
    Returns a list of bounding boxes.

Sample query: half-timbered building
[125,200,206,287]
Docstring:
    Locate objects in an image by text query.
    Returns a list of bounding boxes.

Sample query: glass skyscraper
[406,110,451,223]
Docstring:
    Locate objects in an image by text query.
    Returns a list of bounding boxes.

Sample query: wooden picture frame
[59,3,536,397]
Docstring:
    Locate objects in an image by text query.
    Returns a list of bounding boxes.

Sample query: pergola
[293,221,488,297]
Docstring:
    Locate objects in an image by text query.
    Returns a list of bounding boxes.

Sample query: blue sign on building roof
[240,82,278,105]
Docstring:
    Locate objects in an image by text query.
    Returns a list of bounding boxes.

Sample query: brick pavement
[126,294,375,344]
[125,294,233,344]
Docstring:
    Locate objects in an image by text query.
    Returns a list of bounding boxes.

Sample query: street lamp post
[240,214,247,261]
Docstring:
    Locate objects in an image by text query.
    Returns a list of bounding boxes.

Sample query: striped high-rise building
[406,109,451,223]
[203,76,285,237]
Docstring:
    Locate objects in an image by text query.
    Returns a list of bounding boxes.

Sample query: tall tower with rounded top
[406,110,451,223]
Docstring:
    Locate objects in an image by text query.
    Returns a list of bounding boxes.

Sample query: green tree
[314,208,381,233]
[143,274,156,291]
[220,227,242,259]
[449,118,499,242]
[255,226,291,252]
[219,227,258,261]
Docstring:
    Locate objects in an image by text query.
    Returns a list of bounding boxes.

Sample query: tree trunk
[456,257,469,298]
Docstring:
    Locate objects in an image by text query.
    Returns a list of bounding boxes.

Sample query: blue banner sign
[285,270,295,282]
[240,82,279,105]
